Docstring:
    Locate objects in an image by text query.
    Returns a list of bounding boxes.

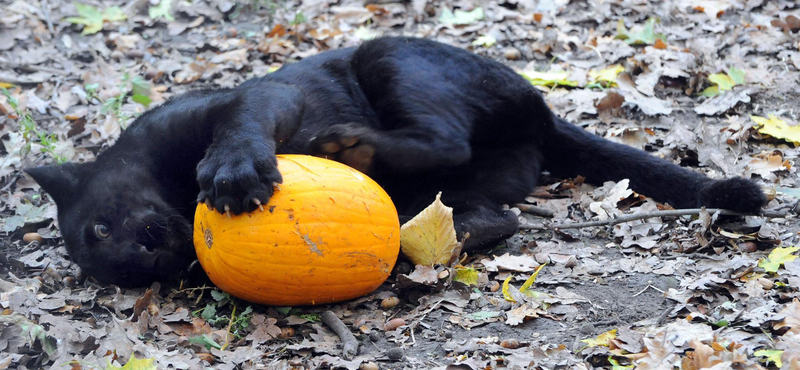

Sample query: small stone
[385,347,404,361]
[534,253,550,264]
[369,331,382,342]
[437,269,450,279]
[757,278,774,290]
[488,281,500,292]
[504,48,521,60]
[384,318,405,331]
[359,362,379,370]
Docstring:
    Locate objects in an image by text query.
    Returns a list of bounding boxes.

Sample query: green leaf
[700,85,720,98]
[472,34,496,47]
[453,266,479,286]
[709,73,735,91]
[754,349,783,368]
[200,304,216,320]
[588,64,625,86]
[519,69,578,87]
[130,76,151,97]
[275,306,292,315]
[148,0,175,21]
[300,313,321,322]
[608,357,634,370]
[65,4,126,35]
[464,311,502,320]
[439,7,484,25]
[728,67,745,85]
[189,334,222,350]
[131,94,152,107]
[210,289,228,302]
[758,246,799,273]
[615,18,665,45]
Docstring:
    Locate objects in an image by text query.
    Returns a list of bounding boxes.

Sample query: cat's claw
[253,198,265,211]
[273,182,281,191]
[224,204,231,218]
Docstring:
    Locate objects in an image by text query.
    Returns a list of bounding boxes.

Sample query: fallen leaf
[758,246,799,273]
[701,68,745,97]
[616,18,665,45]
[453,266,479,286]
[581,329,617,347]
[439,7,484,25]
[472,34,496,47]
[616,73,673,115]
[752,114,800,145]
[694,88,751,116]
[519,69,579,87]
[149,0,175,21]
[754,349,783,368]
[481,253,539,272]
[106,355,157,370]
[774,298,800,334]
[400,192,459,266]
[65,4,127,35]
[588,64,625,87]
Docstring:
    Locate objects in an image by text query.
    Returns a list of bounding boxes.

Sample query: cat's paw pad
[196,151,282,215]
[309,123,376,173]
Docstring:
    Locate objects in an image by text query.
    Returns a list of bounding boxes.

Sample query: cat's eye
[94,224,110,238]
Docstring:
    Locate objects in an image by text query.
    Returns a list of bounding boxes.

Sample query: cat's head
[26,160,195,287]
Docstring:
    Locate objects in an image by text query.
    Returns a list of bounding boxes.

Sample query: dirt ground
[1,0,800,369]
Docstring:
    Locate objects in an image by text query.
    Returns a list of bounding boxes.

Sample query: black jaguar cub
[27,37,766,287]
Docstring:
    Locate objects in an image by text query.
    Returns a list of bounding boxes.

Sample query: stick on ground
[321,310,358,360]
[519,208,789,230]
[514,203,555,218]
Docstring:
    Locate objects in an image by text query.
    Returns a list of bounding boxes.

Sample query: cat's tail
[541,117,767,213]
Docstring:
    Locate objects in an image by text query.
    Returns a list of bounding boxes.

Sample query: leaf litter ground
[1,0,800,369]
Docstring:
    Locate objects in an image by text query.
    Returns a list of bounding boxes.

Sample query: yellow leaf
[453,266,479,286]
[754,349,783,368]
[752,114,800,145]
[518,69,579,87]
[400,192,459,266]
[758,246,799,273]
[106,355,157,370]
[519,264,545,292]
[0,82,14,89]
[502,275,516,302]
[589,65,624,86]
[581,329,618,347]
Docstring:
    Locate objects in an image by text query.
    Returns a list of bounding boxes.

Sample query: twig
[514,203,554,218]
[520,208,789,231]
[220,304,236,351]
[321,311,358,360]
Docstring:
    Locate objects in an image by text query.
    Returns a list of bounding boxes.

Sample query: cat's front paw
[196,148,282,215]
[698,177,767,213]
[309,123,376,174]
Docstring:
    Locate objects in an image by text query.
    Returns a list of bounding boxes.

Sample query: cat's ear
[25,163,81,206]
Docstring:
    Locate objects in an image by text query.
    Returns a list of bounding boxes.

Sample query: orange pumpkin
[193,155,400,306]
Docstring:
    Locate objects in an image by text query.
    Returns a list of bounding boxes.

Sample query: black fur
[26,37,767,287]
